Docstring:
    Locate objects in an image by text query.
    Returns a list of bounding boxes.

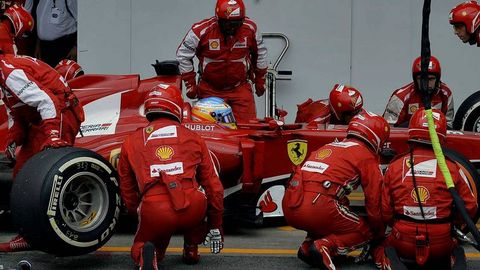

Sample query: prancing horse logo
[287,139,308,165]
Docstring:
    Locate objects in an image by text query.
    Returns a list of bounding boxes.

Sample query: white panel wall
[78,0,480,122]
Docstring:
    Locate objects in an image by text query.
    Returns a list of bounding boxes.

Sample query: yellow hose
[425,109,454,188]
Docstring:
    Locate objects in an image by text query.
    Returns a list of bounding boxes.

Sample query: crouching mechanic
[295,84,364,125]
[383,56,454,128]
[379,108,478,270]
[118,84,225,269]
[282,112,390,269]
[0,53,84,251]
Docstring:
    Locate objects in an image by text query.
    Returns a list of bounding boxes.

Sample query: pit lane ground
[1,222,480,270]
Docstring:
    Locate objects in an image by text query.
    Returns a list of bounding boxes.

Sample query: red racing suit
[383,82,454,128]
[282,138,384,256]
[0,54,83,176]
[0,21,16,54]
[117,118,224,264]
[176,17,268,122]
[379,145,477,267]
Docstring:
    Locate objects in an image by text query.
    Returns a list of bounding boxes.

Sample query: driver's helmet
[347,111,390,153]
[329,84,363,122]
[449,1,480,34]
[192,97,237,129]
[3,4,34,38]
[55,59,84,81]
[408,108,447,144]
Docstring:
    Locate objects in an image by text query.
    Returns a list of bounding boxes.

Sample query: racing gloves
[203,228,223,254]
[181,71,198,99]
[41,119,69,150]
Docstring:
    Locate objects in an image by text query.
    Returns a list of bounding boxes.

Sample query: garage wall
[78,0,480,122]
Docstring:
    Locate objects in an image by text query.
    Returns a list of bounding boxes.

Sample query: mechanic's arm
[381,167,394,226]
[117,139,140,215]
[359,156,385,238]
[452,165,478,221]
[250,25,268,97]
[195,139,224,230]
[176,27,200,98]
[446,94,454,129]
[383,92,406,127]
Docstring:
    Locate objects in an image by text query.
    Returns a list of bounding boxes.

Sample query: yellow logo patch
[109,148,121,169]
[156,146,174,161]
[287,139,308,165]
[315,149,332,160]
[411,186,430,203]
[145,126,154,134]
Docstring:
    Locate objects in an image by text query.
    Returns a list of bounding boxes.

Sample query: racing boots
[182,243,200,265]
[309,239,337,270]
[451,245,467,270]
[139,242,158,270]
[297,239,315,266]
[0,235,32,252]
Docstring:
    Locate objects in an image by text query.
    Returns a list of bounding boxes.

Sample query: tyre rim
[59,172,109,232]
[475,116,480,133]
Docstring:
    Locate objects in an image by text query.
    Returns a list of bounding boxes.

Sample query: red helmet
[347,111,390,153]
[449,1,480,34]
[55,59,84,81]
[412,55,441,80]
[215,0,245,20]
[408,108,447,143]
[3,4,34,37]
[329,84,363,121]
[144,84,183,122]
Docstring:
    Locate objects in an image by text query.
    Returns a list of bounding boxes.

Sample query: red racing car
[0,61,479,256]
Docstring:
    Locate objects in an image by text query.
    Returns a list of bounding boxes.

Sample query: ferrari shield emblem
[287,139,308,165]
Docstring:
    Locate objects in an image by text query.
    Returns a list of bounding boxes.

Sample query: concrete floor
[0,224,479,270]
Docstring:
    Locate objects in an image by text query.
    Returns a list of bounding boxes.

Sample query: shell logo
[411,186,430,203]
[316,149,332,160]
[210,41,219,49]
[156,146,174,161]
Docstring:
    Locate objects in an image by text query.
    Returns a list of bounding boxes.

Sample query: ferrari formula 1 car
[1,59,480,256]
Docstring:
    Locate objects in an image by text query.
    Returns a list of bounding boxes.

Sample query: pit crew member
[449,1,480,47]
[295,84,364,125]
[118,84,224,269]
[282,111,390,269]
[383,55,454,128]
[54,59,84,81]
[0,53,83,252]
[378,108,477,269]
[0,4,33,54]
[176,0,268,123]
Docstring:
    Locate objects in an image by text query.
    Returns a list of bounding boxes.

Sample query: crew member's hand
[182,71,198,99]
[42,129,69,150]
[254,76,266,97]
[203,228,223,254]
